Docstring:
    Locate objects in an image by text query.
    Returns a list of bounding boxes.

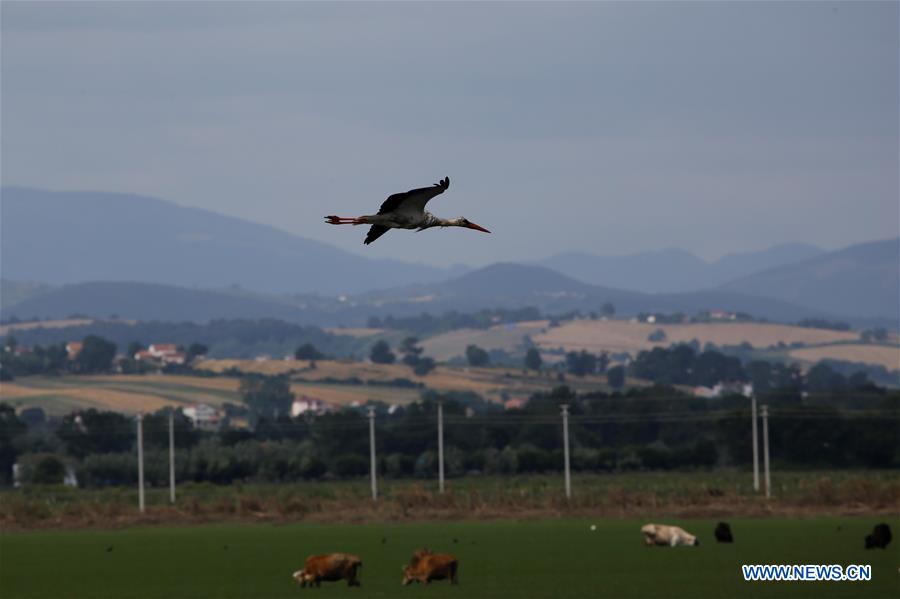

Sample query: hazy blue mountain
[354,262,830,322]
[1,263,832,327]
[720,238,899,319]
[536,243,824,292]
[0,279,56,309]
[1,281,314,324]
[0,187,463,296]
[710,243,824,283]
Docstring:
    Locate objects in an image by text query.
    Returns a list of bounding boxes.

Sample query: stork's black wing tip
[364,224,390,245]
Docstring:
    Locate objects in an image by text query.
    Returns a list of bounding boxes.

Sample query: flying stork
[325,177,490,245]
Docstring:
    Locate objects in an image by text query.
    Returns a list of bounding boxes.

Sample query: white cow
[641,523,699,547]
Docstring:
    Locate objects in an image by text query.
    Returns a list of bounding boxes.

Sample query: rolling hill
[1,263,831,327]
[0,186,462,296]
[353,262,833,322]
[535,243,824,293]
[720,238,899,319]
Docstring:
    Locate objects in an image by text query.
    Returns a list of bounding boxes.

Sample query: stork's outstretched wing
[377,177,449,217]
[364,225,391,245]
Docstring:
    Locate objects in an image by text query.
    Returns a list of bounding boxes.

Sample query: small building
[136,343,186,365]
[709,310,737,321]
[291,396,330,417]
[65,342,83,359]
[183,404,222,430]
[692,382,747,398]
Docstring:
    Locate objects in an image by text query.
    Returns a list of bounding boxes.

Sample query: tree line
[3,378,896,488]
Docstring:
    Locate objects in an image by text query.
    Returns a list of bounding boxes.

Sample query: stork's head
[451,217,491,234]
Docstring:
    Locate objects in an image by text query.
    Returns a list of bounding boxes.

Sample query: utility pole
[751,395,760,492]
[168,411,176,504]
[437,401,445,494]
[367,406,377,501]
[561,404,571,499]
[762,404,771,499]
[137,413,145,513]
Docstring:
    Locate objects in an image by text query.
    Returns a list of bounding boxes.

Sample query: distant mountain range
[350,262,834,323]
[0,186,463,296]
[0,263,839,327]
[0,281,311,324]
[1,186,896,324]
[720,238,899,320]
[535,243,825,293]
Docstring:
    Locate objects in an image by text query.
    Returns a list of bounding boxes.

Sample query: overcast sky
[2,1,897,267]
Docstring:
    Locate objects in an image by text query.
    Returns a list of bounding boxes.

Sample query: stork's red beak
[466,221,491,234]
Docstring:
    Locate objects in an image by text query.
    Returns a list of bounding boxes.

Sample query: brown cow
[402,548,459,586]
[292,553,362,588]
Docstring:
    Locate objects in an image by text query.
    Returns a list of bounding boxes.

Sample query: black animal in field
[864,523,892,549]
[714,522,734,543]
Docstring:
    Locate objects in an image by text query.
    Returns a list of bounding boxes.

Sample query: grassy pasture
[1,517,897,599]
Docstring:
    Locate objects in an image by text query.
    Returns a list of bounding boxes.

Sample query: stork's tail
[325,215,362,225]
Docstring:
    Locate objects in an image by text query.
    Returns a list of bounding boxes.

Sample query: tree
[397,337,435,375]
[601,303,615,317]
[413,357,436,376]
[466,345,490,367]
[566,351,596,377]
[607,365,625,389]
[32,455,66,485]
[400,337,423,366]
[524,348,542,371]
[597,352,610,374]
[187,343,209,360]
[141,409,199,449]
[370,340,396,364]
[57,409,134,458]
[126,341,144,359]
[239,375,294,420]
[0,404,26,485]
[294,343,324,361]
[848,371,870,389]
[75,335,117,373]
[647,329,667,342]
[805,363,846,394]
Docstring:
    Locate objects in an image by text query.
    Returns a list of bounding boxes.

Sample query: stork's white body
[355,210,441,231]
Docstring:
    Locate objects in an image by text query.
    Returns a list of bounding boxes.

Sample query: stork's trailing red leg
[325,216,362,225]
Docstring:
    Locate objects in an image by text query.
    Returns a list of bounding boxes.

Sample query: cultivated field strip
[534,321,863,355]
[788,344,900,371]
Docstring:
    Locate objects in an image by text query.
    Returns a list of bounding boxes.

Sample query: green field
[1,517,897,598]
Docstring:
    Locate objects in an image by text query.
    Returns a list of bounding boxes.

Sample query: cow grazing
[402,548,459,586]
[641,523,700,547]
[865,523,892,550]
[714,522,734,543]
[293,553,362,588]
